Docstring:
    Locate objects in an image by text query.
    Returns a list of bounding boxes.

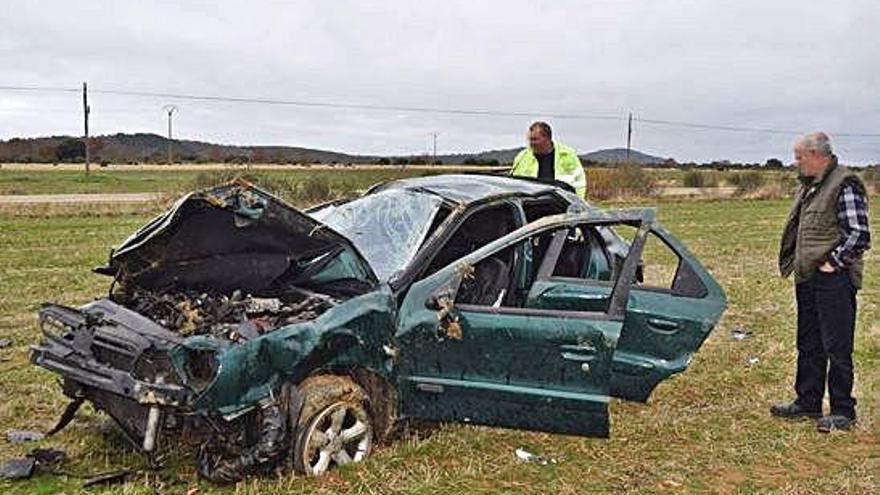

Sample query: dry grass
[1,197,878,494]
[0,199,171,218]
[586,166,658,200]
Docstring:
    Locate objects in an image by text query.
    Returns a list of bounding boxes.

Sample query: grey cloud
[1,0,878,163]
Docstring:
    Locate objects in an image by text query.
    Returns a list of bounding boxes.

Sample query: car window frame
[453,218,649,322]
[544,225,616,283]
[537,224,711,299]
[396,198,522,289]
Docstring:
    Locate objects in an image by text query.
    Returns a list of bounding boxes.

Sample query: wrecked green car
[31,175,725,482]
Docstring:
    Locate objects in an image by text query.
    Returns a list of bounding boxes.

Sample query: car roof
[369,173,573,205]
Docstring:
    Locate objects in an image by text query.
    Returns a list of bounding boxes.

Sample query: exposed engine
[111,287,337,342]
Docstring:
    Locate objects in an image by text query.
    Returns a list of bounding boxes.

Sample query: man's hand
[818,261,837,273]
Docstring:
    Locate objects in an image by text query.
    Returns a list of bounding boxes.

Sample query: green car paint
[174,287,398,417]
[524,220,727,402]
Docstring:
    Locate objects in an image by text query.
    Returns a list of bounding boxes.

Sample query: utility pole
[82,82,90,174]
[431,132,439,165]
[164,105,177,164]
[626,112,633,164]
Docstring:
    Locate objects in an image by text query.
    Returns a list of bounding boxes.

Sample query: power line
[0,85,628,122]
[634,117,880,138]
[2,84,880,138]
[90,88,625,122]
[0,85,79,93]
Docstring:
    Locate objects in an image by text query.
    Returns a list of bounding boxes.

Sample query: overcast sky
[2,0,878,163]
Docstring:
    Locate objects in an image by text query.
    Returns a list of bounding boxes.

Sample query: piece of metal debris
[748,357,760,366]
[29,448,67,466]
[82,470,135,488]
[514,448,557,465]
[0,338,11,348]
[445,320,463,340]
[6,429,45,443]
[0,457,36,479]
[730,328,752,341]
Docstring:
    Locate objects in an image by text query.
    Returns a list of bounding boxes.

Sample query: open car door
[524,210,727,402]
[394,212,647,437]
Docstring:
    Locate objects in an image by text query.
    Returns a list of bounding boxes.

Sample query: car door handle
[647,318,680,334]
[560,342,598,364]
[559,343,597,354]
[561,352,595,362]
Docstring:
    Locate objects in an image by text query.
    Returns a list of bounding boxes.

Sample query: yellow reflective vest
[509,142,586,198]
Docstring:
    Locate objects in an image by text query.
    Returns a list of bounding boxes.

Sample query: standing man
[773,132,871,432]
[510,121,587,199]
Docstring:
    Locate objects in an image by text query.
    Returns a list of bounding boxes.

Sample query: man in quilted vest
[772,132,871,432]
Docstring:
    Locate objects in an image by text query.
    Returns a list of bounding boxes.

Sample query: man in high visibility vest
[510,121,586,198]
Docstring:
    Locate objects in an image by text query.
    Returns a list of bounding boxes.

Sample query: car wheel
[292,375,373,476]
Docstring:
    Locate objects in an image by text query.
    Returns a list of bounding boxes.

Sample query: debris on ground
[730,328,752,340]
[82,470,136,488]
[0,338,11,348]
[28,448,67,466]
[0,457,36,480]
[514,448,557,465]
[0,448,69,481]
[748,357,760,366]
[6,429,45,443]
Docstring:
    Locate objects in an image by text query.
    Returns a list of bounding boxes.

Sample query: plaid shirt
[828,180,871,268]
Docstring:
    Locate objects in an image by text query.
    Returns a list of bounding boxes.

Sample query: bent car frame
[31,175,725,482]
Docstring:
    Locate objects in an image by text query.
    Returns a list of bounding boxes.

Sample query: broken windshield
[310,189,443,281]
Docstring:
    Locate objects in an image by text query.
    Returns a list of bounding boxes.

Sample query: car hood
[102,180,378,294]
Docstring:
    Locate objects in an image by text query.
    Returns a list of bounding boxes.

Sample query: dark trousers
[794,271,857,418]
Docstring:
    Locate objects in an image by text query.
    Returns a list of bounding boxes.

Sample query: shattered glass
[311,190,443,281]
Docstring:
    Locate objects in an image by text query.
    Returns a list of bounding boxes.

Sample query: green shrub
[776,172,800,196]
[586,165,657,200]
[862,167,880,193]
[682,170,705,188]
[295,176,333,204]
[729,171,765,195]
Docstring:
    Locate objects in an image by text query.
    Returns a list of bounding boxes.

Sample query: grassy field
[0,164,796,195]
[0,193,878,494]
[0,165,495,196]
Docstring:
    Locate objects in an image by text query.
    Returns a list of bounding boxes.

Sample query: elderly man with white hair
[772,132,871,432]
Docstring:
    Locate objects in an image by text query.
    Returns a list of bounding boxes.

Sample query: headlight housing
[183,348,219,392]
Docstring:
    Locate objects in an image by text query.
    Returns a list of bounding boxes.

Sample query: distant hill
[437,146,667,165]
[580,147,667,164]
[0,133,668,165]
[0,133,372,164]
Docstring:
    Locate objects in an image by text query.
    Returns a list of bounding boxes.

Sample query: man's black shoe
[770,402,822,419]
[817,415,856,433]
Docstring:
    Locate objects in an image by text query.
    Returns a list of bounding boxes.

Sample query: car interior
[421,204,518,279]
[457,224,621,311]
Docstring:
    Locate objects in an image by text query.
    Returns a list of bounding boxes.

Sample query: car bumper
[30,339,190,407]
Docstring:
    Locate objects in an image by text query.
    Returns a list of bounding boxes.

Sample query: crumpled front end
[29,180,384,468]
[31,299,189,451]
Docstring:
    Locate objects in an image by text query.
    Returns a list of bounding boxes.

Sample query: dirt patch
[713,469,748,494]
